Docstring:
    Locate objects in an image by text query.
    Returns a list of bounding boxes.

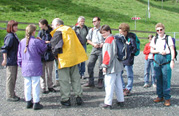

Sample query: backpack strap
[90,27,94,41]
[165,35,169,44]
[154,34,158,45]
[164,35,171,52]
[84,25,88,33]
[74,26,77,33]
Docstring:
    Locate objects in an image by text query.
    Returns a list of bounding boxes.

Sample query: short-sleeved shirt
[150,34,173,54]
[86,27,104,44]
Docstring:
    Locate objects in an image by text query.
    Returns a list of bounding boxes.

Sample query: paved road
[0,52,179,116]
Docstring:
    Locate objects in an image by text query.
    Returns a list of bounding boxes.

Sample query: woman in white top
[150,23,175,107]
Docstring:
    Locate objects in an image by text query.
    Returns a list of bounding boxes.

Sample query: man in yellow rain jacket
[50,18,88,106]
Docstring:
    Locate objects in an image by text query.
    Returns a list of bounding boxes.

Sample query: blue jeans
[144,59,155,84]
[78,44,86,76]
[121,65,133,91]
[154,54,171,100]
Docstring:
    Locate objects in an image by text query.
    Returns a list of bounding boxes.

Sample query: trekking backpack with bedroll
[114,34,128,61]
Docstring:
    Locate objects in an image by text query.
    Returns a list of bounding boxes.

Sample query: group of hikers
[1,16,176,110]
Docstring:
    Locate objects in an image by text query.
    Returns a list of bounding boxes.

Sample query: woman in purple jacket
[17,24,47,110]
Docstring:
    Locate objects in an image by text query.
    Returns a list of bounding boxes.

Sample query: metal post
[135,15,136,30]
[6,21,8,29]
[148,0,150,18]
[174,32,176,38]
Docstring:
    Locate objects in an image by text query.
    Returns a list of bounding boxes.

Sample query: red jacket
[143,42,151,60]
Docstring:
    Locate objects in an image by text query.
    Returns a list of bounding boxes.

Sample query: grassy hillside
[0,0,178,52]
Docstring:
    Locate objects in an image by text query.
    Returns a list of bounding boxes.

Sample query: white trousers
[104,72,124,105]
[24,76,40,103]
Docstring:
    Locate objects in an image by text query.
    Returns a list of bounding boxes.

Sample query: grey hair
[77,16,85,23]
[53,18,64,26]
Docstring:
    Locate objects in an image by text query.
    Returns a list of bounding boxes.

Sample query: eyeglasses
[156,29,163,32]
[92,20,97,23]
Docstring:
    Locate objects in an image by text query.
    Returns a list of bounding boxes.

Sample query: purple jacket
[17,36,47,77]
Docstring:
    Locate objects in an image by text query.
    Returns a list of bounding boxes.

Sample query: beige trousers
[59,65,83,101]
[40,61,54,90]
[6,66,18,99]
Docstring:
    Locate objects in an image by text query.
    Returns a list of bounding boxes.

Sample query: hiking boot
[42,89,49,94]
[48,88,57,92]
[153,97,164,103]
[117,102,124,107]
[97,79,103,89]
[33,102,43,110]
[83,83,95,87]
[164,99,171,106]
[123,89,130,96]
[7,96,20,102]
[99,103,112,109]
[26,100,33,109]
[76,96,83,105]
[143,83,150,88]
[61,99,71,106]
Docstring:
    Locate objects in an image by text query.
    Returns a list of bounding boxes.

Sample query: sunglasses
[156,29,163,32]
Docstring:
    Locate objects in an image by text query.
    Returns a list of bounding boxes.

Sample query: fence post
[6,21,8,29]
[174,32,176,38]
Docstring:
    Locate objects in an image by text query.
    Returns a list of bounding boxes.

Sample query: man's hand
[93,43,100,48]
[99,43,103,48]
[45,41,50,44]
[103,68,106,74]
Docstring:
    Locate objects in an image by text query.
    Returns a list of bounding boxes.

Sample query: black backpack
[154,35,177,61]
[114,34,128,61]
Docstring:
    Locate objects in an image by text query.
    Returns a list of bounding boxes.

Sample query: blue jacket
[122,33,137,66]
[1,33,19,66]
[37,27,55,62]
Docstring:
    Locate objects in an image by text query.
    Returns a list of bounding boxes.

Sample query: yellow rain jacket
[51,25,88,69]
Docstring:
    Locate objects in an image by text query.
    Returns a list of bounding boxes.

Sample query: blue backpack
[128,33,140,56]
[114,34,128,61]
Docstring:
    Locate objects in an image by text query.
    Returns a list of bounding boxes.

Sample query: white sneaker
[143,83,150,88]
[152,84,156,88]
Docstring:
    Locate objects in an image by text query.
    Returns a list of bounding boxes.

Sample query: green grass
[0,0,179,51]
